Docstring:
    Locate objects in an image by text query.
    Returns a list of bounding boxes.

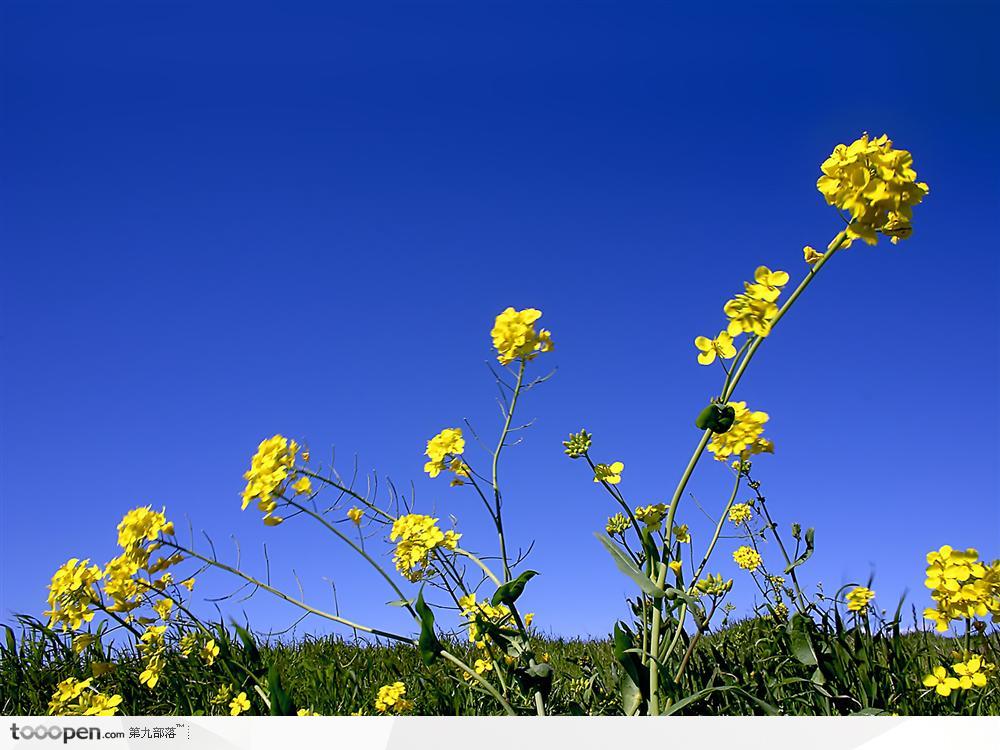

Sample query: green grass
[2,611,997,716]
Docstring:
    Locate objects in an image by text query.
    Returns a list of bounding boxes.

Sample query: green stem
[648,563,668,715]
[491,359,526,582]
[439,650,517,716]
[163,542,416,645]
[284,498,418,620]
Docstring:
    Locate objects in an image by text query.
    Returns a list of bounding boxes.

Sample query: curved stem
[439,649,517,716]
[283,497,418,620]
[163,542,416,645]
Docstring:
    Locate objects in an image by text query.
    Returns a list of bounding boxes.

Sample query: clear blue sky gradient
[2,1,998,639]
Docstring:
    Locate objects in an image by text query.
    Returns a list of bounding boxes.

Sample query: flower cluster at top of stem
[817,133,928,246]
[423,427,468,480]
[922,545,1000,631]
[846,586,875,612]
[240,434,305,526]
[491,307,554,365]
[389,514,460,582]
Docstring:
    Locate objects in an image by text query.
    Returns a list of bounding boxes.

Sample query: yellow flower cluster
[138,624,167,689]
[694,266,793,366]
[923,545,1000,631]
[605,513,630,535]
[593,461,624,485]
[707,402,772,461]
[117,506,175,557]
[733,545,762,572]
[389,514,460,582]
[634,503,668,527]
[47,677,123,716]
[817,133,929,246]
[241,434,299,525]
[846,586,875,612]
[374,682,412,714]
[727,503,752,525]
[923,656,995,697]
[491,307,553,366]
[423,427,466,478]
[45,558,102,631]
[458,592,512,648]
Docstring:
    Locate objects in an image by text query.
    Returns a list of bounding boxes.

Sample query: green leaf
[267,664,296,716]
[231,622,262,668]
[785,527,815,573]
[596,533,664,598]
[491,570,538,606]
[664,685,779,716]
[788,614,818,666]
[415,589,442,666]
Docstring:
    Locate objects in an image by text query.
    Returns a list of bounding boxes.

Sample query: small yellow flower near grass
[374,682,412,714]
[923,666,960,697]
[201,639,220,666]
[229,691,251,716]
[846,586,875,612]
[593,461,624,485]
[952,656,991,689]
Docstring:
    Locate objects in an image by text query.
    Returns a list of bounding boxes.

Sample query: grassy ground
[2,612,997,716]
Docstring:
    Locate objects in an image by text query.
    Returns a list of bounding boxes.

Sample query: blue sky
[1,1,997,640]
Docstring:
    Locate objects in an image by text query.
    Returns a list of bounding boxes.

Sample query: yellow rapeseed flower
[694,331,737,365]
[923,666,960,697]
[803,245,825,265]
[229,691,251,716]
[423,427,465,478]
[374,682,412,714]
[952,656,990,689]
[593,461,624,485]
[347,507,364,525]
[45,558,102,631]
[491,307,553,366]
[634,503,668,527]
[707,402,772,462]
[846,586,875,613]
[241,434,298,513]
[389,514,460,581]
[744,266,790,303]
[733,545,762,572]
[728,503,752,525]
[817,133,928,246]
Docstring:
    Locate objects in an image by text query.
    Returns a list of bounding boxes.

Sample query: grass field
[3,611,997,716]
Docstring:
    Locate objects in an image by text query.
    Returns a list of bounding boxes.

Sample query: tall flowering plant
[34,134,998,717]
